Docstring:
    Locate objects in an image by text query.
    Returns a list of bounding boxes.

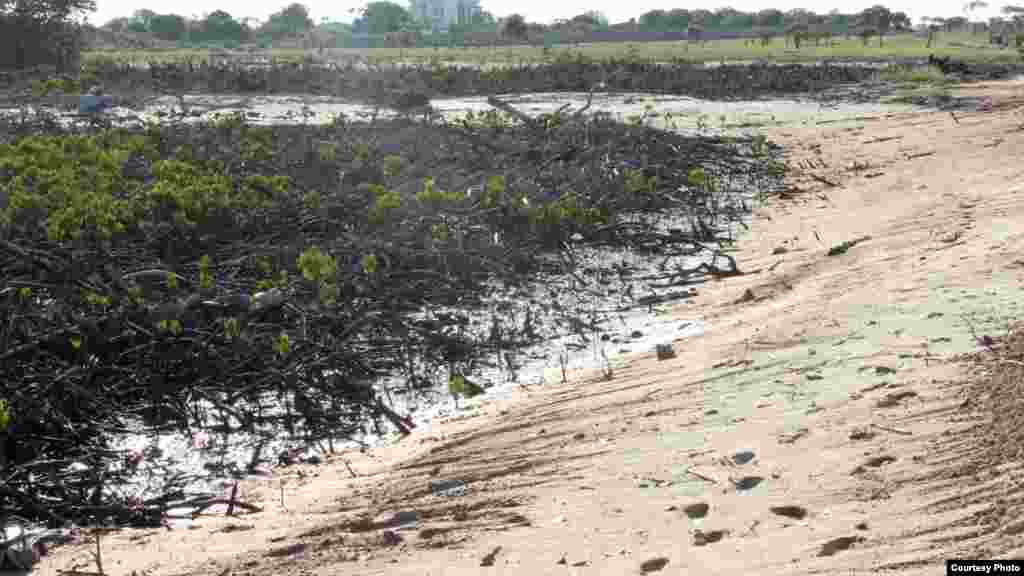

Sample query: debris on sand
[779,428,810,444]
[693,530,728,546]
[770,505,808,520]
[876,390,918,408]
[655,343,676,360]
[827,235,872,256]
[735,288,757,304]
[732,476,764,491]
[429,479,466,497]
[731,450,756,465]
[381,530,402,546]
[849,428,876,441]
[817,536,865,557]
[374,510,419,529]
[640,557,670,572]
[862,455,897,468]
[683,502,710,519]
[265,542,307,558]
[480,546,502,567]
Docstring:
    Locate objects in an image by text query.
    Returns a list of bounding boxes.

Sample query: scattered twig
[90,528,105,576]
[871,423,912,436]
[570,88,596,120]
[480,546,502,567]
[342,458,358,479]
[486,96,536,129]
[178,497,263,518]
[809,173,838,187]
[827,235,872,256]
[226,481,239,517]
[685,468,718,484]
[375,399,415,436]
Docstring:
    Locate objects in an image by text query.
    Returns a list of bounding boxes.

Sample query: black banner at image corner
[947,559,1024,575]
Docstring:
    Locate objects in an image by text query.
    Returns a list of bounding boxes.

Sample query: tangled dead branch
[0,96,782,529]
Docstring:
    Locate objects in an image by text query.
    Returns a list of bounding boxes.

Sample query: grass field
[82,31,1022,67]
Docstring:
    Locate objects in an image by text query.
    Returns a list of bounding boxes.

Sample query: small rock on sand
[480,546,502,567]
[640,557,670,572]
[770,505,808,520]
[375,510,418,528]
[818,536,864,557]
[683,502,710,519]
[849,428,876,441]
[732,450,756,465]
[732,476,764,491]
[876,390,917,408]
[693,530,727,546]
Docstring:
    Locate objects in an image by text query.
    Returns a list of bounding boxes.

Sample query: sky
[84,0,1012,29]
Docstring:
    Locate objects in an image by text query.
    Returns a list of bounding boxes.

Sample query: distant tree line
[98,3,315,48]
[80,1,1024,51]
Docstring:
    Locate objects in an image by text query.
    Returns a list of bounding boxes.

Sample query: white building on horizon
[410,0,481,32]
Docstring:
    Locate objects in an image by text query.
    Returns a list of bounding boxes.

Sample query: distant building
[410,0,480,32]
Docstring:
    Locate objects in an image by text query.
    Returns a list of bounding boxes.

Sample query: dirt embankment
[37,79,1024,576]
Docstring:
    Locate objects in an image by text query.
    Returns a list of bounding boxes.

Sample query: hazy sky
[84,0,1011,29]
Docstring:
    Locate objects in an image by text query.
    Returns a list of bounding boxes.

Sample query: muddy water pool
[3,89,919,135]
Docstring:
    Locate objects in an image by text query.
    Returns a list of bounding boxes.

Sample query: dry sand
[36,78,1024,576]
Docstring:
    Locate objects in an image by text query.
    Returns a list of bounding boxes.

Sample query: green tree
[664,9,690,30]
[501,13,527,40]
[692,9,716,28]
[1,0,98,22]
[922,16,943,47]
[125,9,155,33]
[149,13,187,41]
[581,10,609,30]
[261,3,313,39]
[825,10,850,33]
[754,9,784,28]
[101,16,129,32]
[719,9,753,30]
[358,1,411,34]
[964,0,988,33]
[784,8,814,28]
[638,9,667,30]
[471,9,496,30]
[1,0,95,69]
[891,11,911,31]
[196,10,245,44]
[857,5,893,46]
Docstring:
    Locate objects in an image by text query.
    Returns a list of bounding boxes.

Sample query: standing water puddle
[2,90,919,134]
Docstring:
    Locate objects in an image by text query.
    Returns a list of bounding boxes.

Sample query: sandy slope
[36,79,1024,576]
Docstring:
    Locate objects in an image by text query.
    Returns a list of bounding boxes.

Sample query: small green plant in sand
[883,83,953,106]
[448,373,485,408]
[880,64,949,85]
